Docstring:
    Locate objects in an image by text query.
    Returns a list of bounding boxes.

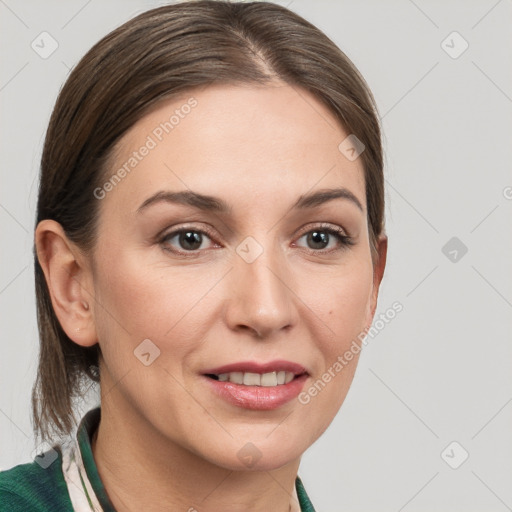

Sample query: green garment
[0,407,315,511]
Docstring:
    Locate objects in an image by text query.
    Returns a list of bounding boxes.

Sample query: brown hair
[33,0,385,443]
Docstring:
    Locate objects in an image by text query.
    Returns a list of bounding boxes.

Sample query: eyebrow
[136,187,364,215]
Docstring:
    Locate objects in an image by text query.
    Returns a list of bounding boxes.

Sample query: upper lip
[202,360,308,376]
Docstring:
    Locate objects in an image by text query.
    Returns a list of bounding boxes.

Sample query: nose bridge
[227,234,296,337]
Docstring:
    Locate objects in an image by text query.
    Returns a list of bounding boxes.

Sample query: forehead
[99,83,366,216]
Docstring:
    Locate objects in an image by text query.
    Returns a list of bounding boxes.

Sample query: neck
[91,398,301,512]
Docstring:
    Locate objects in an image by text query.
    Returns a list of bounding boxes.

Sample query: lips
[201,360,309,410]
[202,360,307,376]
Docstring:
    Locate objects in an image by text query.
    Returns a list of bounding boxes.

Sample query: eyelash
[158,223,355,258]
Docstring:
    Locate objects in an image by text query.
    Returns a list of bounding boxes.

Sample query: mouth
[205,371,302,386]
[201,360,309,410]
[202,360,308,386]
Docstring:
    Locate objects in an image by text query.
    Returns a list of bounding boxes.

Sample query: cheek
[92,248,217,366]
[90,245,166,361]
[294,258,373,437]
[94,260,163,337]
[300,257,374,349]
[91,250,204,415]
[333,268,373,336]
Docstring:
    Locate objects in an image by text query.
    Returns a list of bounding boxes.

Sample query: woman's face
[87,83,386,470]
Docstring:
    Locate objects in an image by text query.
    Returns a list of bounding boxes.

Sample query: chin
[199,434,305,472]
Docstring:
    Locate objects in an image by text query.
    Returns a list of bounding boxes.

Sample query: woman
[0,1,387,510]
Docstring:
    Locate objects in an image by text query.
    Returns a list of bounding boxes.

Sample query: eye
[159,227,217,255]
[295,224,354,253]
[158,223,354,257]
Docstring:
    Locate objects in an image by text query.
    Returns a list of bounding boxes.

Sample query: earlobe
[35,219,97,347]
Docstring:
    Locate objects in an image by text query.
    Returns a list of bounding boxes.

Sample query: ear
[35,219,97,347]
[365,234,388,328]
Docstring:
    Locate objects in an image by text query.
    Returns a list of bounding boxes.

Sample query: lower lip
[203,374,309,410]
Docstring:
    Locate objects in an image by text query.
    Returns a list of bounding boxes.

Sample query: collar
[61,407,315,511]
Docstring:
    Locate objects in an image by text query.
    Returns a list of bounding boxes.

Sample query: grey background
[1,0,511,511]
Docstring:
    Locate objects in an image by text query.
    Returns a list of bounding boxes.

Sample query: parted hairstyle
[33,0,385,443]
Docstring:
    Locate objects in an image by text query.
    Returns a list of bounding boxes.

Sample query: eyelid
[158,222,350,241]
[295,222,350,238]
[158,223,218,245]
[157,222,216,240]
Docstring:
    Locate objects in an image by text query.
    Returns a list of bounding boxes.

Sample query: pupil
[309,231,328,249]
[180,231,202,250]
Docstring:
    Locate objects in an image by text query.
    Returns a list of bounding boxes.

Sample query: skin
[36,82,387,512]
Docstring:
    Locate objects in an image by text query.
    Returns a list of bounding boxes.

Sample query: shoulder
[0,446,73,511]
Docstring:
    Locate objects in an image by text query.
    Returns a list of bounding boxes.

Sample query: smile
[206,371,296,386]
[201,360,309,410]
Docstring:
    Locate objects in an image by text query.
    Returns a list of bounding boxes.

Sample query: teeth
[261,372,277,386]
[284,372,294,384]
[215,371,297,386]
[229,372,244,385]
[243,372,261,386]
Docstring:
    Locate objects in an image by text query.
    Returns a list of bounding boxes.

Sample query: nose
[224,241,298,339]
